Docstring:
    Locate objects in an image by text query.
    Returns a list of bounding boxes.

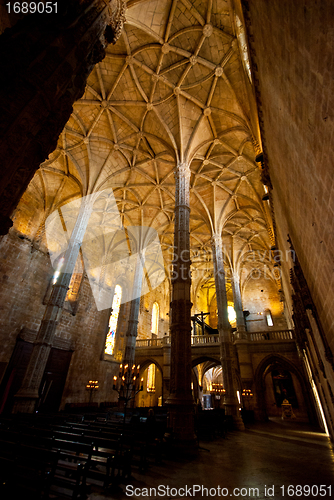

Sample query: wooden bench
[0,440,59,500]
[49,438,94,499]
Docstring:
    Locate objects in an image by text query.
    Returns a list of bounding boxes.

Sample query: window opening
[151,302,159,335]
[265,309,273,327]
[228,305,236,325]
[147,363,156,392]
[104,285,122,355]
[52,256,64,284]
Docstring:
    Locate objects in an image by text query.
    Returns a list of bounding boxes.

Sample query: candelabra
[242,388,254,411]
[86,379,99,404]
[211,383,226,394]
[113,364,143,423]
[242,389,253,398]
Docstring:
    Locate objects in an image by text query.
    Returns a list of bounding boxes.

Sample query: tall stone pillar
[162,338,171,403]
[0,0,126,235]
[117,249,145,408]
[14,197,94,413]
[211,234,245,430]
[232,273,253,390]
[165,163,196,449]
[122,251,145,370]
[231,272,247,340]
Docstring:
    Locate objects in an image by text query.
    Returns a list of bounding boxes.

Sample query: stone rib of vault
[45,189,166,311]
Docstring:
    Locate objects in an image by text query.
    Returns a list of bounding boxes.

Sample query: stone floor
[88,418,334,500]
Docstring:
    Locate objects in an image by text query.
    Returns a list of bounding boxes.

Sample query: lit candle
[119,364,122,377]
[140,377,144,391]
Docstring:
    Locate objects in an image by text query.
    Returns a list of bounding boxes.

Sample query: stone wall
[0,230,50,364]
[137,279,170,340]
[243,0,334,434]
[0,219,170,409]
[0,226,120,408]
[243,275,287,332]
[244,0,334,352]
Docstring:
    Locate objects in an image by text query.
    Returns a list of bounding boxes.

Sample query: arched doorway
[254,355,317,424]
[136,360,163,408]
[192,357,222,410]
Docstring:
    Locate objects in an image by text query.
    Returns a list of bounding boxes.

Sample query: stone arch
[136,358,163,407]
[192,356,221,369]
[253,354,315,423]
[192,356,222,407]
[138,358,163,376]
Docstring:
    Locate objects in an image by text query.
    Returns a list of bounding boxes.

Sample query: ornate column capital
[232,271,240,284]
[105,0,127,45]
[0,0,127,234]
[175,162,191,176]
[211,232,222,247]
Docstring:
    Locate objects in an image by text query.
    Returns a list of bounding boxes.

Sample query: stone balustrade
[136,330,295,348]
[248,330,295,342]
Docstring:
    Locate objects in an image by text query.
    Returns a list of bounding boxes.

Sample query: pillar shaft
[0,0,125,234]
[165,163,195,445]
[122,251,145,369]
[211,234,244,429]
[118,252,144,406]
[231,273,247,339]
[14,198,94,412]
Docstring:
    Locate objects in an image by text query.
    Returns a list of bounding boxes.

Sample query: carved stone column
[13,197,94,413]
[231,272,247,340]
[122,251,145,371]
[0,0,126,234]
[211,233,244,430]
[165,163,196,449]
[162,339,171,403]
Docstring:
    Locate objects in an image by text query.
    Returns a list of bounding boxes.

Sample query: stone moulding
[106,0,127,45]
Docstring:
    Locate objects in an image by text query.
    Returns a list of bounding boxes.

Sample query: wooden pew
[0,440,59,500]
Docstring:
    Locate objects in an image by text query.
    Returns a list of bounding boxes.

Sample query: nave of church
[0,0,333,497]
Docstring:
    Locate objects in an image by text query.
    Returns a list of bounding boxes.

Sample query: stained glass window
[151,302,159,335]
[147,363,156,392]
[104,285,122,355]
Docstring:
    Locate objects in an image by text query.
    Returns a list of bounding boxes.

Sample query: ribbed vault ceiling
[20,0,276,289]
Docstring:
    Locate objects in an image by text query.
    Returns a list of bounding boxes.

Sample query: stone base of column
[224,403,245,430]
[165,394,198,456]
[235,327,247,341]
[12,390,39,414]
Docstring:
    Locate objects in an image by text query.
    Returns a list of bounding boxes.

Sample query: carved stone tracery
[0,0,126,234]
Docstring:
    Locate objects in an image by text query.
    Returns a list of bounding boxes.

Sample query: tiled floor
[88,418,334,500]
